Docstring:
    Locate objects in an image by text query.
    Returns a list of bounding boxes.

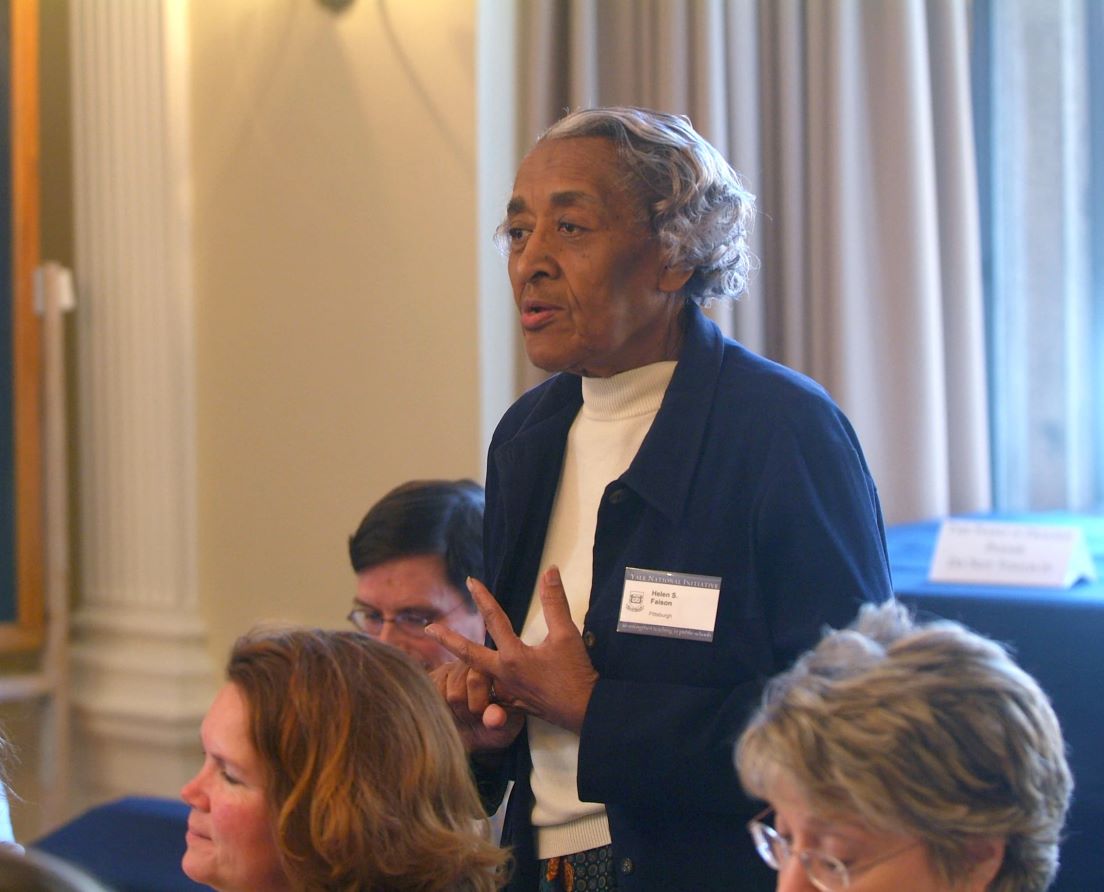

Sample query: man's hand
[427,566,598,735]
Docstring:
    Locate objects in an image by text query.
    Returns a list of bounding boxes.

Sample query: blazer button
[608,488,628,504]
[582,630,597,649]
[619,857,634,875]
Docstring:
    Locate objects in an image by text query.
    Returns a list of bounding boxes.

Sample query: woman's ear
[659,264,693,294]
[963,836,1006,891]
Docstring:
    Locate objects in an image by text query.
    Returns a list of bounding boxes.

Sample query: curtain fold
[975,0,1103,511]
[514,0,991,523]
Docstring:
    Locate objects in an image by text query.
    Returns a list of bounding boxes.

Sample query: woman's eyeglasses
[746,807,924,891]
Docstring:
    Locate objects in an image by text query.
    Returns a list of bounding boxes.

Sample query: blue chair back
[31,796,206,892]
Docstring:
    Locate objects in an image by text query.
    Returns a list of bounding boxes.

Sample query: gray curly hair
[500,106,757,305]
[736,600,1072,892]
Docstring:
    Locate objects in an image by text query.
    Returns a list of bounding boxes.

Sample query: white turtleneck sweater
[519,360,676,859]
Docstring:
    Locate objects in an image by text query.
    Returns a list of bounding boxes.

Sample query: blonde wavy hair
[736,600,1071,892]
[228,628,508,891]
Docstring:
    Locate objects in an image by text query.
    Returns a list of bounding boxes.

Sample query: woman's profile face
[181,683,288,892]
[762,785,991,892]
[755,781,1006,892]
[767,804,937,891]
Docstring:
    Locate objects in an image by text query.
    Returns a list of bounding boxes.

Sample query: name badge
[617,567,721,642]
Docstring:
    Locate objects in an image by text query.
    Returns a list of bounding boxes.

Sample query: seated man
[347,479,486,670]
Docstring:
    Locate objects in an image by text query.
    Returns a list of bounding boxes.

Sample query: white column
[68,0,214,810]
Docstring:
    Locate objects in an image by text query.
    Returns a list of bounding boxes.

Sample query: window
[973,0,1104,511]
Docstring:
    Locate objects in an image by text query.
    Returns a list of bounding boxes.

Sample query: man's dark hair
[348,479,484,603]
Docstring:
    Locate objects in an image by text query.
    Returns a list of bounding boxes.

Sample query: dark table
[887,512,1103,891]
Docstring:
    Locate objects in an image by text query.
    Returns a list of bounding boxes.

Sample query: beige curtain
[510,0,990,524]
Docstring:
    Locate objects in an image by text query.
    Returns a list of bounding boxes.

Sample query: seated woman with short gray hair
[735,600,1071,892]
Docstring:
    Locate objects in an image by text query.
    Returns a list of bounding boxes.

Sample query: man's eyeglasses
[747,807,924,891]
[347,603,467,639]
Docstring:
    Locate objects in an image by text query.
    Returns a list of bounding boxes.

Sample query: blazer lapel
[491,382,581,631]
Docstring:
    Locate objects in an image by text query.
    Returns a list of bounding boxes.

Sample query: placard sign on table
[928,519,1097,589]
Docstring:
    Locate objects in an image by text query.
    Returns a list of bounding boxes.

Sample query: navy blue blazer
[482,304,892,891]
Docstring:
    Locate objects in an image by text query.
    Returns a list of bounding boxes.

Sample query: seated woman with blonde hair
[182,628,507,891]
[735,600,1071,892]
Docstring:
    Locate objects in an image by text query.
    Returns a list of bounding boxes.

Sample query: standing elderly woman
[736,600,1072,891]
[428,106,892,891]
[181,629,507,892]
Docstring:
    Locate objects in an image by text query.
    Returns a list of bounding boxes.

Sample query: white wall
[190,0,486,665]
[10,0,514,839]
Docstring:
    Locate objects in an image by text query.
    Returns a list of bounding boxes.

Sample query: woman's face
[181,683,288,892]
[763,786,1001,892]
[504,136,691,377]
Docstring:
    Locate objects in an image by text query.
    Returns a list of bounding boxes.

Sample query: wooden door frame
[2,0,43,650]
